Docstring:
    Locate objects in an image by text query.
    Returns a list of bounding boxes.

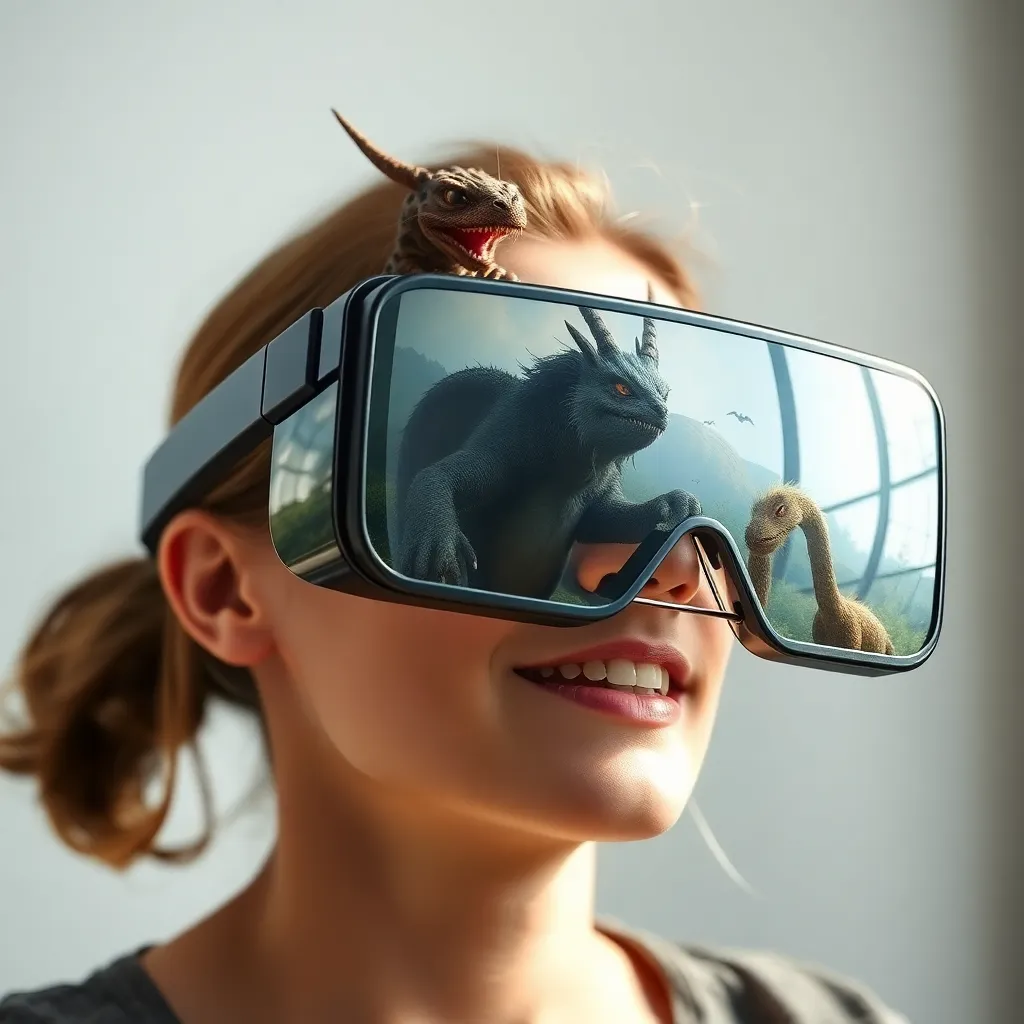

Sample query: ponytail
[0,558,223,866]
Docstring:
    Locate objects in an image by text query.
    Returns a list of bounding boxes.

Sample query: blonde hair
[0,141,701,869]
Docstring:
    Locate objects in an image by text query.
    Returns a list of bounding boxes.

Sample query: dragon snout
[498,196,529,229]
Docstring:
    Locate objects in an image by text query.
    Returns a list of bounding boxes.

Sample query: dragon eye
[443,188,470,206]
[614,382,631,396]
[774,503,786,517]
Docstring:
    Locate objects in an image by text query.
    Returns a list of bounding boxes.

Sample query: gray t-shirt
[0,919,909,1023]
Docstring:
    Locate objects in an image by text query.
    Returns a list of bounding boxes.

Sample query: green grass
[761,578,927,655]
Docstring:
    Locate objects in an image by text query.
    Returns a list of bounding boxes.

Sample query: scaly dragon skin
[392,294,702,596]
[332,110,528,280]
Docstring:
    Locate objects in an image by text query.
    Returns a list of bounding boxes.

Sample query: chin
[514,745,696,844]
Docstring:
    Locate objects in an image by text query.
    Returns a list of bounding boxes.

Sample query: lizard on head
[332,110,528,280]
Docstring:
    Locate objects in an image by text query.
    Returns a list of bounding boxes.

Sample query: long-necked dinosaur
[744,483,896,655]
[331,110,528,280]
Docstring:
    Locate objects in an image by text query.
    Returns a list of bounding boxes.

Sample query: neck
[747,551,773,608]
[528,370,615,479]
[395,218,472,273]
[183,677,650,1024]
[797,499,841,613]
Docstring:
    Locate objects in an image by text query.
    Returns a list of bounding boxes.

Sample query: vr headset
[140,274,946,677]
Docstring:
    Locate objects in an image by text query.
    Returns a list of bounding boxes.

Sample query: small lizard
[332,110,527,280]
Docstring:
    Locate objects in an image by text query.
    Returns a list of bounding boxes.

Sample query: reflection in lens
[366,287,941,658]
[744,483,896,654]
[389,302,700,598]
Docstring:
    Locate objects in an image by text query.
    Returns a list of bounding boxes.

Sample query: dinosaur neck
[747,552,773,608]
[798,500,842,613]
[388,214,463,273]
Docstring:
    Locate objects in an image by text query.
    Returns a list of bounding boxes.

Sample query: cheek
[258,570,515,777]
[686,587,733,748]
[699,616,733,703]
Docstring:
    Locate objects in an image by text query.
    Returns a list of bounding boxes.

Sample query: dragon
[392,293,702,597]
[332,110,527,280]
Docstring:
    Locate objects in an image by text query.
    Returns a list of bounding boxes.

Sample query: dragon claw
[655,489,703,531]
[400,518,477,587]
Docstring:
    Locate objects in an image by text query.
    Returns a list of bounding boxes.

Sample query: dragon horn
[577,306,619,359]
[639,316,658,364]
[331,109,429,191]
[565,320,599,363]
[638,281,658,363]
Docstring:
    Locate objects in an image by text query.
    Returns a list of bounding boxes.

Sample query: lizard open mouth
[437,226,517,264]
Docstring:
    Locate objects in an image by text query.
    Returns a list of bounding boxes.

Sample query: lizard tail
[331,109,428,191]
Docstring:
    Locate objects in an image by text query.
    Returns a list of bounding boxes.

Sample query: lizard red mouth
[436,226,518,264]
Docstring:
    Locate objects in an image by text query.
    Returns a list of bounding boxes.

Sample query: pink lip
[518,638,691,693]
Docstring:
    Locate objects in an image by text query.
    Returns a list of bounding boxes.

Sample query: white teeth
[606,659,637,688]
[537,660,671,695]
[635,663,660,690]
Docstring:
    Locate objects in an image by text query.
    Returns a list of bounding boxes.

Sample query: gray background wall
[1,3,1020,1022]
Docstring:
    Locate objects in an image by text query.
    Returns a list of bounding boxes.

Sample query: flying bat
[727,410,754,425]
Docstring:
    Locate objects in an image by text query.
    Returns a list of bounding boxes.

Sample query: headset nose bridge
[579,524,743,623]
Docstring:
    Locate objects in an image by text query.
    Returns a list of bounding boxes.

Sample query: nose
[492,197,510,212]
[574,536,705,605]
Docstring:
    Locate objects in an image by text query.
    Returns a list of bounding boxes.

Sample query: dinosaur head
[332,110,526,270]
[745,483,807,556]
[562,295,670,459]
[416,167,527,270]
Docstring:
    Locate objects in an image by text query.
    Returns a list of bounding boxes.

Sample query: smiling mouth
[436,225,520,264]
[517,660,670,696]
[513,640,690,699]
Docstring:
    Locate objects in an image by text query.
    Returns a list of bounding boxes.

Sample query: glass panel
[786,348,880,508]
[268,382,340,569]
[873,368,939,481]
[365,286,942,657]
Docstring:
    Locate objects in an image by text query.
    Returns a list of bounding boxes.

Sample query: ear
[564,320,598,363]
[157,510,275,668]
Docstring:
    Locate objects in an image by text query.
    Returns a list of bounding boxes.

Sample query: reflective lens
[360,285,942,658]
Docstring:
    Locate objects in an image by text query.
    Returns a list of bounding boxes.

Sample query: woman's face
[243,236,733,843]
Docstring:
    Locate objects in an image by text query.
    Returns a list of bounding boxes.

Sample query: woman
[0,141,909,1023]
